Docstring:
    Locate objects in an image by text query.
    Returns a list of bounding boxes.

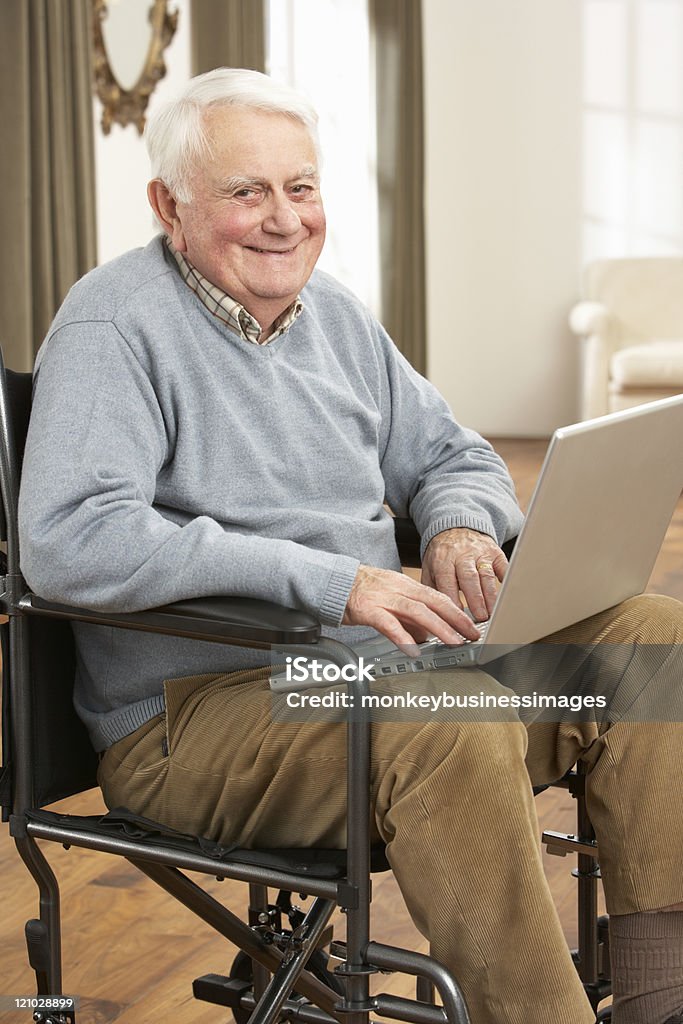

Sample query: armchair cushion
[571,258,683,416]
[610,339,683,389]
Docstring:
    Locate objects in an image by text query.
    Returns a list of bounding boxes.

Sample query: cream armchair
[569,257,683,419]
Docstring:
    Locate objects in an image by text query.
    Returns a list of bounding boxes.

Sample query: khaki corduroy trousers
[98,594,683,1024]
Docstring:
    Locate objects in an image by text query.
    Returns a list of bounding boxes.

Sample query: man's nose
[262,194,302,235]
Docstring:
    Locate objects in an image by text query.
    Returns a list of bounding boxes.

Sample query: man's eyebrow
[295,165,319,182]
[216,167,320,192]
[218,175,264,193]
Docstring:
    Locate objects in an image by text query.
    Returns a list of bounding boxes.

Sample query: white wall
[422,0,582,437]
[94,0,191,264]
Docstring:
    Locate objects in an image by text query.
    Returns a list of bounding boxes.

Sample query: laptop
[271,394,683,690]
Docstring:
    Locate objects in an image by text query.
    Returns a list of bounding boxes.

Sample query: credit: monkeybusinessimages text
[283,690,607,712]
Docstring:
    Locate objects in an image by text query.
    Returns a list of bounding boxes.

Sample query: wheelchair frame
[0,349,611,1023]
[0,352,471,1024]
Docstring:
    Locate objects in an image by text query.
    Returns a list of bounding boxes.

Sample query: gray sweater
[18,236,523,750]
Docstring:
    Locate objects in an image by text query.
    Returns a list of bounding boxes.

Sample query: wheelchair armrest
[19,593,321,649]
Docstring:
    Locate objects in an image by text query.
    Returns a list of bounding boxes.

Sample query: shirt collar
[164,236,303,345]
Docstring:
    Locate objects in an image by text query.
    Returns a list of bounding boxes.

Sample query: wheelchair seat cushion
[24,808,391,878]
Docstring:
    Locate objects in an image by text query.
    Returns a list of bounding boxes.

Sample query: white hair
[144,67,321,203]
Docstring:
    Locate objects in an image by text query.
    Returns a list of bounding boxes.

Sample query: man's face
[168,106,326,331]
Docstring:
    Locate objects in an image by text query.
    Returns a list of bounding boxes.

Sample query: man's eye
[230,186,264,200]
[290,184,314,197]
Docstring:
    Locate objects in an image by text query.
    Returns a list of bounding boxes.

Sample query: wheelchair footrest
[193,973,343,1024]
[193,973,251,1009]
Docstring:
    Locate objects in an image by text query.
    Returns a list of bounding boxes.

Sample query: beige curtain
[191,0,266,75]
[370,0,426,375]
[0,0,97,372]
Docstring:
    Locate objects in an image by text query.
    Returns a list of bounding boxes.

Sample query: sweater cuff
[419,515,497,559]
[317,556,360,627]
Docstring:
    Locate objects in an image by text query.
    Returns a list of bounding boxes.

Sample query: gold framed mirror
[92,0,179,135]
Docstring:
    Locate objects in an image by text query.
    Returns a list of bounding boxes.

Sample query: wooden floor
[1,437,682,1022]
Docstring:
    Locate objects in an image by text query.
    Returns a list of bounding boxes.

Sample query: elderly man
[18,69,683,1024]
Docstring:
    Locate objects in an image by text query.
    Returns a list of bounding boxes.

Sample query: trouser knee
[604,593,683,644]
[375,714,530,812]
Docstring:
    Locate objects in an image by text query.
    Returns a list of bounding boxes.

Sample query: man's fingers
[368,608,423,656]
[468,549,508,618]
[367,598,470,654]
[391,595,469,646]
[364,587,477,646]
[475,560,499,618]
[398,579,481,641]
[422,530,510,623]
[420,563,435,590]
[430,562,464,610]
[454,560,488,622]
[344,564,480,649]
[492,550,508,581]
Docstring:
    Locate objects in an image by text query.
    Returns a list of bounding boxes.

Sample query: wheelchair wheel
[228,948,344,1024]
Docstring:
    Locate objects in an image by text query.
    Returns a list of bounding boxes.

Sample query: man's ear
[147,179,187,251]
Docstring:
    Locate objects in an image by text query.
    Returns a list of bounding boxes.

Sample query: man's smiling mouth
[248,246,296,254]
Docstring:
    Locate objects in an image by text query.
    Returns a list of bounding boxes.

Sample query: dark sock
[610,911,683,1024]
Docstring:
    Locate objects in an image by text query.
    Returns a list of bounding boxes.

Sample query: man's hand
[421,527,508,622]
[342,564,481,653]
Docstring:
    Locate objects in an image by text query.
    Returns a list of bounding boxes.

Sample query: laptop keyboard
[270,622,490,692]
[366,623,489,678]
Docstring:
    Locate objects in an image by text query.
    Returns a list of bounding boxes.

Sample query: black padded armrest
[19,593,321,649]
[13,520,422,642]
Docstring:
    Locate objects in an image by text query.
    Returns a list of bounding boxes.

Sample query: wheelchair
[0,347,611,1023]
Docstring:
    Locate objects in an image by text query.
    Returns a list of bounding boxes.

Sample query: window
[267,0,380,312]
[583,0,683,261]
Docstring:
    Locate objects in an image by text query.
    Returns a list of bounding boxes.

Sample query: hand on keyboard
[421,527,507,622]
[342,564,481,655]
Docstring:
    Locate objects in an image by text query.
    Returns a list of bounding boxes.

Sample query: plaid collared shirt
[164,237,303,344]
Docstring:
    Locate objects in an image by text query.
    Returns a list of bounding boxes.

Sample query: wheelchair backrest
[0,356,98,816]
